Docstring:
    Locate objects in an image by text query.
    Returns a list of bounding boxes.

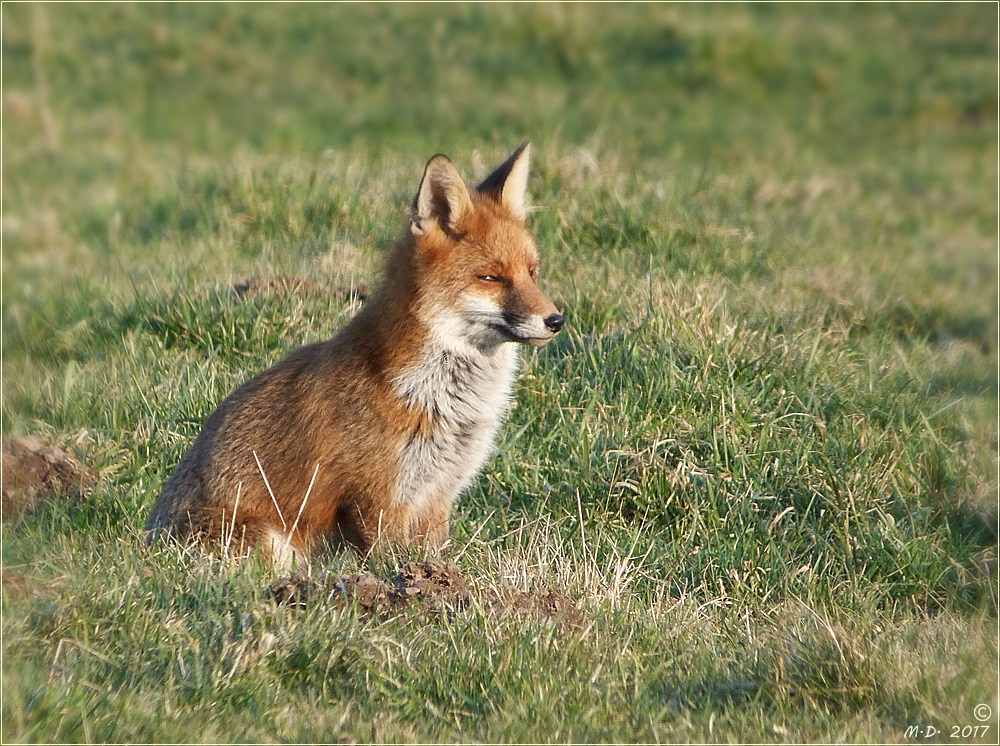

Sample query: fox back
[145,143,564,567]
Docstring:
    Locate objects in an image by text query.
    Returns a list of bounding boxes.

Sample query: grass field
[2,4,998,743]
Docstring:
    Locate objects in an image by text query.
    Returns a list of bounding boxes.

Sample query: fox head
[408,142,564,349]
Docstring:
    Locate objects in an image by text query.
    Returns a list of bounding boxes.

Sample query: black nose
[544,313,565,333]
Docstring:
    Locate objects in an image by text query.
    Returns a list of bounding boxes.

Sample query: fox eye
[529,266,539,280]
[477,274,503,283]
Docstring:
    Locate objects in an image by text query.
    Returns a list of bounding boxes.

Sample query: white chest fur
[392,337,519,515]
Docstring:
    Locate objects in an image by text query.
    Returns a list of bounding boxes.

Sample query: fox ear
[412,154,473,236]
[477,141,531,221]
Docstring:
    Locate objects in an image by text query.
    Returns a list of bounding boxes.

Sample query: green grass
[2,3,997,743]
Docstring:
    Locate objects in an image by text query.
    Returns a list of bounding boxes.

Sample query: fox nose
[544,313,565,333]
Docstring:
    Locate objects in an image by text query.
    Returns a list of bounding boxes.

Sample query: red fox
[146,143,564,567]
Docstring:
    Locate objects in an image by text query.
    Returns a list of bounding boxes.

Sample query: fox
[145,142,564,568]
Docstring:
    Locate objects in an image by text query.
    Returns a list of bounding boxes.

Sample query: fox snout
[505,308,565,347]
[519,286,564,346]
[544,313,565,333]
[527,311,565,346]
[529,311,564,346]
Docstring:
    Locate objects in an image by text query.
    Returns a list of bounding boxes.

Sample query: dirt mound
[269,561,470,613]
[233,275,367,304]
[331,571,391,610]
[270,559,581,626]
[267,571,316,608]
[392,560,471,610]
[1,437,98,519]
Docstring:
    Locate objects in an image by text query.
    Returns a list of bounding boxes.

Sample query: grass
[2,3,997,743]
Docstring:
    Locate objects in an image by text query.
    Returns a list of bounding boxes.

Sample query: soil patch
[330,571,391,611]
[269,561,470,613]
[269,559,582,626]
[267,571,317,608]
[499,587,585,627]
[1,437,98,519]
[1,569,33,600]
[390,560,471,610]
